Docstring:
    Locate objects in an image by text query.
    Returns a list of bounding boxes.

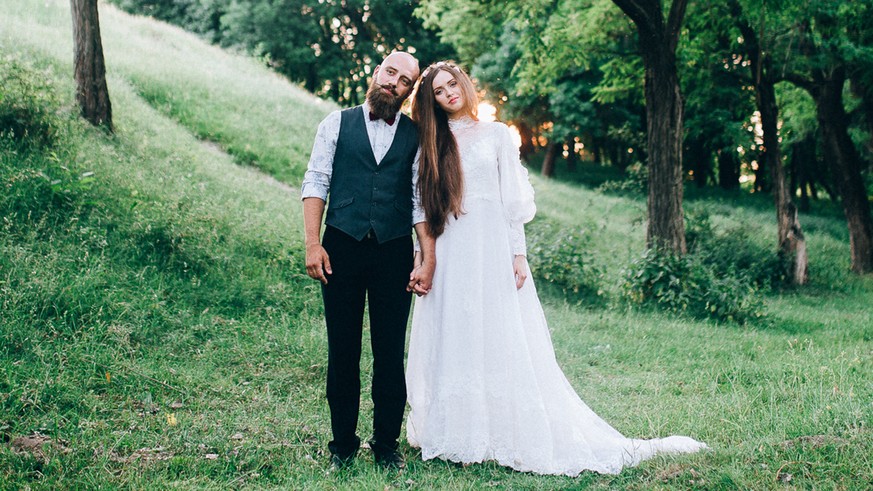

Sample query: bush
[596,162,647,195]
[0,58,91,233]
[0,55,63,148]
[622,246,765,324]
[686,209,789,290]
[526,219,603,300]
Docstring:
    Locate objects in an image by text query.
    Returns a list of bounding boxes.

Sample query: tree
[112,0,456,105]
[611,0,688,253]
[681,0,753,191]
[730,0,807,284]
[71,0,112,130]
[781,2,873,274]
[420,0,646,175]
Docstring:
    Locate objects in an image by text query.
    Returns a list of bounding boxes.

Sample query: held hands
[305,243,332,284]
[513,255,528,290]
[407,252,434,296]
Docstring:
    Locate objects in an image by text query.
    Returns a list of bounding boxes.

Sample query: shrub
[596,162,647,195]
[622,246,765,324]
[0,55,63,148]
[685,209,789,290]
[526,218,603,300]
[0,139,94,238]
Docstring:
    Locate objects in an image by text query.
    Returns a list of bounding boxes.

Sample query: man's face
[366,52,419,118]
[373,52,419,100]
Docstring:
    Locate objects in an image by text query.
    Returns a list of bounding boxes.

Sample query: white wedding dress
[405,117,707,476]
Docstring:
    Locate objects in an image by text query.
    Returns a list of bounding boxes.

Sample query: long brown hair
[411,62,479,237]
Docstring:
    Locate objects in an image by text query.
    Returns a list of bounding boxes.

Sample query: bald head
[382,51,420,80]
[373,51,420,101]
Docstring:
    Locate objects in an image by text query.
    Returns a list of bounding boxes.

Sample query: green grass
[1,1,871,489]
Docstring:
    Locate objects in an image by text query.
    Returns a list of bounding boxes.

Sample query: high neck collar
[448,116,476,131]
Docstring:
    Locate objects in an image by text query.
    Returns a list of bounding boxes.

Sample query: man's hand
[407,251,434,296]
[407,261,434,296]
[411,222,437,296]
[306,243,332,284]
[513,255,528,290]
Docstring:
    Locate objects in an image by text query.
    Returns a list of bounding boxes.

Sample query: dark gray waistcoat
[325,106,418,242]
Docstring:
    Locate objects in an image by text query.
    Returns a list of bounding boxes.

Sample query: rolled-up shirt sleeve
[411,147,425,225]
[301,110,341,201]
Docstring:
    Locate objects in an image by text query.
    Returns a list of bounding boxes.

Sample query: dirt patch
[780,434,848,449]
[655,464,701,482]
[10,433,69,462]
[108,446,174,463]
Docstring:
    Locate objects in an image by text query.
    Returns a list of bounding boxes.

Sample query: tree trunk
[785,203,809,284]
[516,121,535,162]
[718,146,740,190]
[71,0,112,130]
[790,134,816,213]
[306,64,318,93]
[541,142,559,178]
[591,140,601,164]
[743,18,807,284]
[753,150,770,193]
[607,143,619,168]
[850,76,873,157]
[613,0,688,254]
[642,46,686,253]
[686,138,709,188]
[811,70,873,274]
[565,137,577,172]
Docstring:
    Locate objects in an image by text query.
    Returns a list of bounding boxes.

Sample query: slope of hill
[1,1,870,489]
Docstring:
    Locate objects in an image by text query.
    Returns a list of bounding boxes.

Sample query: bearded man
[301,51,435,470]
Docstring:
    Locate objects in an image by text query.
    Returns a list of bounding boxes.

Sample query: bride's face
[431,70,463,117]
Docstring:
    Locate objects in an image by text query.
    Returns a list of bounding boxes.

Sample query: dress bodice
[450,117,502,204]
[449,117,536,228]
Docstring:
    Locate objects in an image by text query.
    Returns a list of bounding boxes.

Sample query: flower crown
[421,61,458,79]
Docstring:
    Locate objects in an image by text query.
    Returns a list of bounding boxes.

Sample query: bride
[404,61,707,476]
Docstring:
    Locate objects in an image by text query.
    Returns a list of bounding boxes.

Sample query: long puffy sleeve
[495,123,536,255]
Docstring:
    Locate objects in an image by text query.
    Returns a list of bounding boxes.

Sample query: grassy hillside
[1,1,871,489]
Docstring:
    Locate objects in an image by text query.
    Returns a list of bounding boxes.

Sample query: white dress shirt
[301,102,425,225]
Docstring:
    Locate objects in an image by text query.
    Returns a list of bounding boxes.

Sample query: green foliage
[0,149,96,236]
[0,58,94,234]
[526,218,603,300]
[686,209,790,290]
[596,161,646,195]
[109,0,456,104]
[622,245,765,324]
[622,208,792,323]
[0,56,63,148]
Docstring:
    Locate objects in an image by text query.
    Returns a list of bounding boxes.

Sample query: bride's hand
[513,255,528,289]
[408,252,434,296]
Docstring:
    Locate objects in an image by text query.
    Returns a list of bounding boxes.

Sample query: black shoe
[372,447,405,469]
[329,450,356,470]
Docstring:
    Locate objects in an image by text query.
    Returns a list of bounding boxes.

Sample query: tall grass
[1,1,871,489]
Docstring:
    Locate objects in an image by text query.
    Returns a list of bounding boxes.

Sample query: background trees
[106,0,873,274]
[109,0,455,104]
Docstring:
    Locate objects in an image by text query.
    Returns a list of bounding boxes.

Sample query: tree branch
[782,72,813,91]
[612,0,664,53]
[666,0,688,53]
[611,0,656,32]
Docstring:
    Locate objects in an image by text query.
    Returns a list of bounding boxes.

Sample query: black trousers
[321,226,413,457]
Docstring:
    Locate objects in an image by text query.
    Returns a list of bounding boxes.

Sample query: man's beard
[366,80,404,120]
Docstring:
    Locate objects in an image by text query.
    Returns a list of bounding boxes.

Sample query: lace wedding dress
[405,117,707,476]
